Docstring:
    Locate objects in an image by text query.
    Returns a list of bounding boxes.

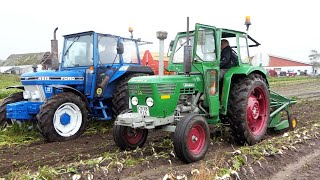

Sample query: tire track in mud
[271,149,320,180]
[0,134,116,175]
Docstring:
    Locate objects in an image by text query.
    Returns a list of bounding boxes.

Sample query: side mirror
[169,40,174,51]
[117,42,124,54]
[167,40,175,57]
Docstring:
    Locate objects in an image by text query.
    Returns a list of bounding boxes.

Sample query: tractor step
[93,100,112,121]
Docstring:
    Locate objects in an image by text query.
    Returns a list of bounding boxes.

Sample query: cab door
[194,24,219,117]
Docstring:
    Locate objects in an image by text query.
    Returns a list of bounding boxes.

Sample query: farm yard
[0,74,320,179]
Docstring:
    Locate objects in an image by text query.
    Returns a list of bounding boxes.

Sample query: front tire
[113,125,148,150]
[0,92,24,129]
[173,114,209,163]
[228,74,270,145]
[37,92,88,142]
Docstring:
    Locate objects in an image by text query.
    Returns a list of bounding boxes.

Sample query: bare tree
[309,49,320,74]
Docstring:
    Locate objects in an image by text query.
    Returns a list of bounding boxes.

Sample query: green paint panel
[275,120,289,130]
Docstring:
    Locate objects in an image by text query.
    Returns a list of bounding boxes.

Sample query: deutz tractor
[0,28,154,142]
[113,18,297,163]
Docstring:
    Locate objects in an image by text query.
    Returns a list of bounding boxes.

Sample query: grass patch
[0,74,21,100]
[84,120,113,135]
[269,76,319,87]
[0,122,41,148]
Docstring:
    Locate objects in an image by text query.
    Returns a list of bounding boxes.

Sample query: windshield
[98,36,119,64]
[62,34,93,67]
[172,36,194,63]
[122,39,139,63]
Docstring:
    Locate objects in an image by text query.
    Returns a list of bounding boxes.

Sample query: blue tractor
[0,28,154,142]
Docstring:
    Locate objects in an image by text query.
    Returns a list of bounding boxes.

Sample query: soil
[0,79,320,179]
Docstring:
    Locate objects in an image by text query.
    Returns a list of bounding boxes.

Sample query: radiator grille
[129,84,152,96]
[157,84,176,95]
[180,88,195,94]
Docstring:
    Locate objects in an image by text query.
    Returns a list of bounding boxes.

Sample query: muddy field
[0,78,320,179]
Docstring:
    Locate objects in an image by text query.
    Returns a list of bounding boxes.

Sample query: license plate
[137,105,150,116]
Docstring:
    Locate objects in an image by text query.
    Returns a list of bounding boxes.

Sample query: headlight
[31,91,41,100]
[23,91,31,99]
[146,97,154,107]
[131,96,138,106]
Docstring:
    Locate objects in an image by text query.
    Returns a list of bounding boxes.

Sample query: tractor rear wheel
[0,92,24,130]
[173,114,209,163]
[111,73,148,119]
[37,92,88,142]
[228,74,270,145]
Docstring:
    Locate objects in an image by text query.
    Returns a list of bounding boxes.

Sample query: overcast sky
[1,0,319,62]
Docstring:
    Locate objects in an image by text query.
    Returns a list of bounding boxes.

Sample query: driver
[98,66,116,88]
[220,39,238,79]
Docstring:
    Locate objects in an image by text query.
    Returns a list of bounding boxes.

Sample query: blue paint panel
[6,101,43,120]
[21,70,85,86]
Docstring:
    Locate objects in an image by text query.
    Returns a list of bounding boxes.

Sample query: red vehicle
[141,50,169,75]
[287,70,297,77]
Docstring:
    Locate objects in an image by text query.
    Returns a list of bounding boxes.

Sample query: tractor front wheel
[0,92,24,130]
[113,125,148,150]
[228,74,270,145]
[37,92,88,142]
[173,114,209,163]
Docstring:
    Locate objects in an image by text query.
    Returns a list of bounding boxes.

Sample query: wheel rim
[247,86,268,135]
[53,102,82,137]
[188,124,206,154]
[124,127,144,145]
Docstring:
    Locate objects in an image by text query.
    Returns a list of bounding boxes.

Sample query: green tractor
[113,18,297,163]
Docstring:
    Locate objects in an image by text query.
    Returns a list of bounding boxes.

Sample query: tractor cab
[166,24,263,115]
[60,31,149,100]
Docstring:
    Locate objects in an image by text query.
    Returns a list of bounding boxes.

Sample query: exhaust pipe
[184,17,192,76]
[51,27,59,70]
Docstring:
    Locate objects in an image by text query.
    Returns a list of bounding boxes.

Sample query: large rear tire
[228,74,270,145]
[111,73,148,119]
[0,92,24,130]
[173,114,210,163]
[37,92,88,142]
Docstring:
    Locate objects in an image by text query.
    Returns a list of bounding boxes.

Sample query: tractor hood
[21,70,85,85]
[128,75,204,118]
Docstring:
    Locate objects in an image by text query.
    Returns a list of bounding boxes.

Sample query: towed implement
[113,18,297,163]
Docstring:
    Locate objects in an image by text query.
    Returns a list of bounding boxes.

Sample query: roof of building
[1,52,51,66]
[267,54,311,67]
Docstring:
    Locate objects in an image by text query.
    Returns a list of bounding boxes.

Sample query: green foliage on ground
[0,122,41,147]
[0,74,21,99]
[269,76,319,87]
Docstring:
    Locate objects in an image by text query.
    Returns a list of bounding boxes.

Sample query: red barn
[253,54,314,76]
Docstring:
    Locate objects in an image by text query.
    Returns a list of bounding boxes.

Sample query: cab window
[239,37,250,63]
[98,36,119,64]
[195,29,215,62]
